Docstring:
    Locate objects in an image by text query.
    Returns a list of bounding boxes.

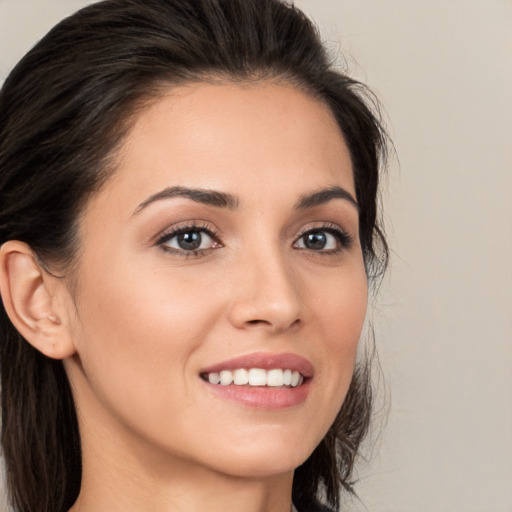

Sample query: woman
[0,0,388,511]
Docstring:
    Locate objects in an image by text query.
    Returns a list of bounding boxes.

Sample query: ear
[0,240,76,359]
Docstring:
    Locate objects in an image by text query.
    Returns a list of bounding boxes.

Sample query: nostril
[228,292,302,332]
[244,318,301,330]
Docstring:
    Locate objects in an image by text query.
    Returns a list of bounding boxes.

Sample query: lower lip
[203,379,312,410]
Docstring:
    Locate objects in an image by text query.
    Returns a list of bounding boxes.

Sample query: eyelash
[156,222,222,259]
[294,223,353,255]
[155,222,353,258]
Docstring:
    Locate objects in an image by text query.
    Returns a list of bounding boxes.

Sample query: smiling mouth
[200,368,305,388]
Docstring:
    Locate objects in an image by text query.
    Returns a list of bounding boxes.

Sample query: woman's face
[63,82,368,478]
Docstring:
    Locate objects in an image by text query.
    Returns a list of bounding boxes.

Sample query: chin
[213,450,311,479]
[192,432,318,479]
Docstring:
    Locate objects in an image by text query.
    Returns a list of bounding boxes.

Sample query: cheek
[312,259,368,342]
[310,264,368,406]
[69,257,222,427]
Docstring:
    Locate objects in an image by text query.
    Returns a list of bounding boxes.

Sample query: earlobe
[0,240,76,359]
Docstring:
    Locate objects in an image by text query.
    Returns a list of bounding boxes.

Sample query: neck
[72,458,294,512]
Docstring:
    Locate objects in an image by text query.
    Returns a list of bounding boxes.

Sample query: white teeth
[220,370,233,385]
[205,368,304,387]
[267,369,283,387]
[233,368,249,385]
[248,368,267,386]
[208,372,220,384]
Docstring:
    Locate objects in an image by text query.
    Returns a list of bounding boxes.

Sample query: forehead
[90,81,354,215]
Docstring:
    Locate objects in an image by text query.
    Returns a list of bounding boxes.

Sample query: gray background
[1,0,511,511]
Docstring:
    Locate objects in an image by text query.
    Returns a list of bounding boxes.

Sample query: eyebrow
[133,184,358,215]
[134,186,239,215]
[295,186,359,210]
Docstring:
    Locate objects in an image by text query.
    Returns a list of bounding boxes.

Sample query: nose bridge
[228,236,302,332]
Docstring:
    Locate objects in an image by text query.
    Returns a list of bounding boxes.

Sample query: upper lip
[200,352,314,378]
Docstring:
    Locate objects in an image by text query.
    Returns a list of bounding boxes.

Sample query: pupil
[305,231,326,250]
[177,231,202,250]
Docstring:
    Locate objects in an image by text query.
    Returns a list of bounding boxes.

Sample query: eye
[294,226,352,252]
[157,225,221,254]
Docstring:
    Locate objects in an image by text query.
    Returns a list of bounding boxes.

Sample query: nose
[227,248,302,334]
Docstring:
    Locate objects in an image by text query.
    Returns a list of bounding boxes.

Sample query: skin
[3,82,368,512]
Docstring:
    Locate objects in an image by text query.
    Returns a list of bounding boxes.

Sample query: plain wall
[1,1,511,511]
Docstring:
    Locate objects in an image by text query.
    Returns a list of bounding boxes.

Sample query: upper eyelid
[153,220,352,248]
[294,222,349,238]
[155,224,222,258]
[293,223,353,250]
[155,221,221,243]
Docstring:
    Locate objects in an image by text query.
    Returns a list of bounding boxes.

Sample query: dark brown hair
[0,1,388,511]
